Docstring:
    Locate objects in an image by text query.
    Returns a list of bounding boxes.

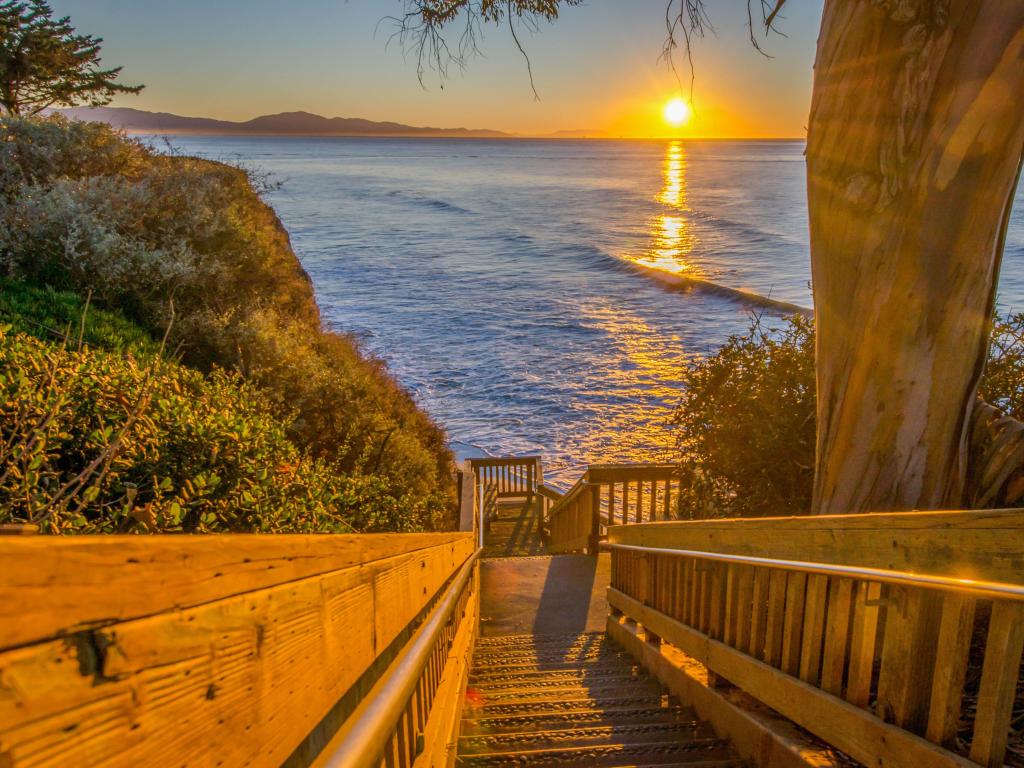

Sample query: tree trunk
[808,1,1024,515]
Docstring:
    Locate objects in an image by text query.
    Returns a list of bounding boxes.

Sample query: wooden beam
[607,509,1024,582]
[0,537,475,768]
[0,533,471,650]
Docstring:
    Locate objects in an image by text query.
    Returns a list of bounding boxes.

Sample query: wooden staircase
[456,632,743,767]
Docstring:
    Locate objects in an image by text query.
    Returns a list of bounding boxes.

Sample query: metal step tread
[459,705,700,736]
[455,738,736,767]
[470,669,647,690]
[458,721,715,754]
[466,693,674,717]
[468,680,663,703]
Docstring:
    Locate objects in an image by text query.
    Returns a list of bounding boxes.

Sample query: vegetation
[0,0,142,115]
[0,116,456,532]
[675,312,1024,519]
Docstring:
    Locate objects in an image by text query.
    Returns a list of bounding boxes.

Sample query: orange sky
[53,0,824,138]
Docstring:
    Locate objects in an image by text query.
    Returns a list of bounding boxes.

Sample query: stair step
[455,738,735,767]
[458,721,715,754]
[472,649,633,665]
[470,669,646,690]
[466,692,672,717]
[467,681,663,704]
[459,705,699,736]
[475,632,607,649]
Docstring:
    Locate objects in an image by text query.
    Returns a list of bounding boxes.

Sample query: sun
[663,98,691,128]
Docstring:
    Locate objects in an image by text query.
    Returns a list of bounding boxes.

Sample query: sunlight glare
[663,98,691,128]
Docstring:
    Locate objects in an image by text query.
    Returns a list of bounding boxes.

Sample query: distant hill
[55,107,511,138]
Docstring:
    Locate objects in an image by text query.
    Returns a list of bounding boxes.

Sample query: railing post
[588,481,601,555]
[458,461,475,533]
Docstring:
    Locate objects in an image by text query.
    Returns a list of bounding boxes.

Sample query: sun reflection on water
[632,141,698,275]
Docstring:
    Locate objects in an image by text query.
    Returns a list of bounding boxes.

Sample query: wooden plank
[749,568,771,658]
[607,509,1024,582]
[734,566,755,652]
[781,572,807,676]
[846,581,882,709]
[608,588,975,768]
[799,574,829,685]
[969,601,1024,767]
[926,593,975,748]
[0,539,475,768]
[0,532,472,650]
[876,587,942,732]
[763,569,788,666]
[820,578,854,696]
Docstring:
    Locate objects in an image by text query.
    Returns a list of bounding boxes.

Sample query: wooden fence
[606,509,1024,768]
[469,456,542,499]
[0,532,477,768]
[545,464,680,554]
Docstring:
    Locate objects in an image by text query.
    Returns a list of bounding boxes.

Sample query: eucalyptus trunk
[807,1,1024,515]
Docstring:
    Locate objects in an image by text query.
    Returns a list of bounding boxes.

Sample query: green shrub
[674,313,1024,519]
[0,277,160,356]
[673,315,816,518]
[0,116,456,530]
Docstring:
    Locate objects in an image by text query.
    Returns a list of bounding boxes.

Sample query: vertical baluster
[820,577,854,696]
[925,593,976,748]
[749,567,771,658]
[846,581,882,708]
[709,562,727,641]
[969,601,1024,767]
[781,571,808,676]
[723,564,739,646]
[623,482,631,525]
[763,569,787,666]
[734,565,754,651]
[876,587,943,732]
[799,574,830,686]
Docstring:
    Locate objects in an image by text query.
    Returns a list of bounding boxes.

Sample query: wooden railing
[545,464,680,554]
[469,456,542,499]
[605,509,1024,768]
[0,532,478,768]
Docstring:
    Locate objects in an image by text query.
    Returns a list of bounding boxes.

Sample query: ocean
[164,136,1024,487]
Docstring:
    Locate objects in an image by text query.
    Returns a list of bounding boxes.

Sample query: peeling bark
[808,1,1024,514]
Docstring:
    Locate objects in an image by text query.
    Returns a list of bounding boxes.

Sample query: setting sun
[663,98,691,127]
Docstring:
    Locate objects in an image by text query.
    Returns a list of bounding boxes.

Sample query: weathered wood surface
[0,533,475,768]
[0,531,470,650]
[607,508,1024,582]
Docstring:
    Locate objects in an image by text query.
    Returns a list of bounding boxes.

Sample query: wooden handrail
[606,515,1024,768]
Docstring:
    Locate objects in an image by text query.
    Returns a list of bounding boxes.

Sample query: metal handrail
[601,542,1024,602]
[317,547,482,768]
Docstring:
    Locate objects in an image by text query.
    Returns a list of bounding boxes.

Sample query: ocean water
[164,137,1024,487]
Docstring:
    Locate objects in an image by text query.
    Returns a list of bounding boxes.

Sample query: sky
[52,0,825,138]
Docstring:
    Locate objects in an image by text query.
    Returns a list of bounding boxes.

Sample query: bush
[0,116,456,531]
[674,313,1024,518]
[674,315,816,518]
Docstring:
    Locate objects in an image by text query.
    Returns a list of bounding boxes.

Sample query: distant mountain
[55,107,511,138]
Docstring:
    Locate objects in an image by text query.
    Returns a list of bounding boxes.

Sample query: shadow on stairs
[482,497,547,558]
[456,632,744,767]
